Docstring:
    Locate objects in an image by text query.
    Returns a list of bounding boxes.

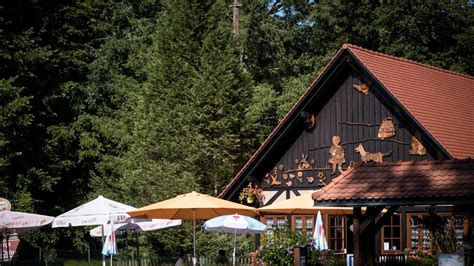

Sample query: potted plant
[239,182,265,206]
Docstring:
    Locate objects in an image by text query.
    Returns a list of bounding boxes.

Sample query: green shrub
[254,226,308,265]
[307,249,345,266]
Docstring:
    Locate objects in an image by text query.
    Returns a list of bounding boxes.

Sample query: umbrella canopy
[0,210,54,233]
[257,191,353,215]
[313,211,328,250]
[204,214,266,266]
[128,191,256,219]
[127,191,257,265]
[1,210,54,262]
[90,219,182,237]
[204,214,266,234]
[52,195,135,227]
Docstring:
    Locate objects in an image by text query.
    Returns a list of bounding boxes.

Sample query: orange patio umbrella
[257,191,353,215]
[127,191,257,265]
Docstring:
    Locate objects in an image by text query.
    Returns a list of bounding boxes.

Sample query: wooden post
[293,246,301,266]
[366,219,376,266]
[230,1,242,37]
[353,207,361,266]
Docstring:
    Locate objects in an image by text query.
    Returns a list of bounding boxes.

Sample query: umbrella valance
[90,219,182,237]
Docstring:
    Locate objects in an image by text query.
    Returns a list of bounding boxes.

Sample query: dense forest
[1,0,473,259]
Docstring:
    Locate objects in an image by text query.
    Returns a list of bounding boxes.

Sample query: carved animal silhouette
[355,144,393,163]
[353,82,371,95]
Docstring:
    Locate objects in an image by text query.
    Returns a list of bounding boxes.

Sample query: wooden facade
[220,44,473,260]
[255,63,439,195]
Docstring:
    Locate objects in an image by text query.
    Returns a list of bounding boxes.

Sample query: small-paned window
[381,214,401,254]
[328,215,345,252]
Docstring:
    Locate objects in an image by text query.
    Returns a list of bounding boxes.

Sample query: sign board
[347,254,354,266]
[438,254,463,266]
[1,236,20,262]
[0,198,11,211]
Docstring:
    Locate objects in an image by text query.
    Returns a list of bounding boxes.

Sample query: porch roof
[312,158,474,207]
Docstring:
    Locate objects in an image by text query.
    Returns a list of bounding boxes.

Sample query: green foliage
[405,252,437,266]
[255,226,308,265]
[307,249,346,266]
[1,0,473,259]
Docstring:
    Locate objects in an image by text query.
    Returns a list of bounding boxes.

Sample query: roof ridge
[357,158,474,167]
[343,43,474,80]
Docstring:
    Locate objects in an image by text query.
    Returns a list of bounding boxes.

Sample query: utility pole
[230,1,242,37]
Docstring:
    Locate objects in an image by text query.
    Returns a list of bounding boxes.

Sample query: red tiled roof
[346,44,474,159]
[312,158,474,206]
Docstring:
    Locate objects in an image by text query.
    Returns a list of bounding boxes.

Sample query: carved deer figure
[355,144,393,163]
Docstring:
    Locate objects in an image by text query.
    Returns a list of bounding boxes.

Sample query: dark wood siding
[258,68,439,191]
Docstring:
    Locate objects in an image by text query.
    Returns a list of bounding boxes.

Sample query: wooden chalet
[219,44,474,262]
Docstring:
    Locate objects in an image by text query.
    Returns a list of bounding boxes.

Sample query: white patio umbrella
[313,211,328,250]
[52,195,134,228]
[52,195,136,266]
[0,210,54,262]
[204,214,266,266]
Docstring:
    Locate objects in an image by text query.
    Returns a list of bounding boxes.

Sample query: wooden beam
[353,207,362,266]
[374,206,399,233]
[359,206,384,233]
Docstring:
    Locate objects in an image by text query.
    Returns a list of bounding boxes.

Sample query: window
[262,215,287,230]
[328,215,345,252]
[381,214,401,254]
[407,213,466,253]
[292,215,314,239]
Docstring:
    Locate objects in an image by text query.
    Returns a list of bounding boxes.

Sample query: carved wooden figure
[353,82,371,95]
[270,172,282,186]
[328,136,346,175]
[318,172,327,186]
[355,144,393,163]
[300,154,311,169]
[409,135,427,156]
[378,117,396,139]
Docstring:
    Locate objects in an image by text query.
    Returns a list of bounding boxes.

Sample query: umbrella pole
[102,225,106,266]
[193,209,196,266]
[233,228,236,266]
[125,231,129,266]
[136,233,140,266]
[5,232,10,263]
[1,232,4,266]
